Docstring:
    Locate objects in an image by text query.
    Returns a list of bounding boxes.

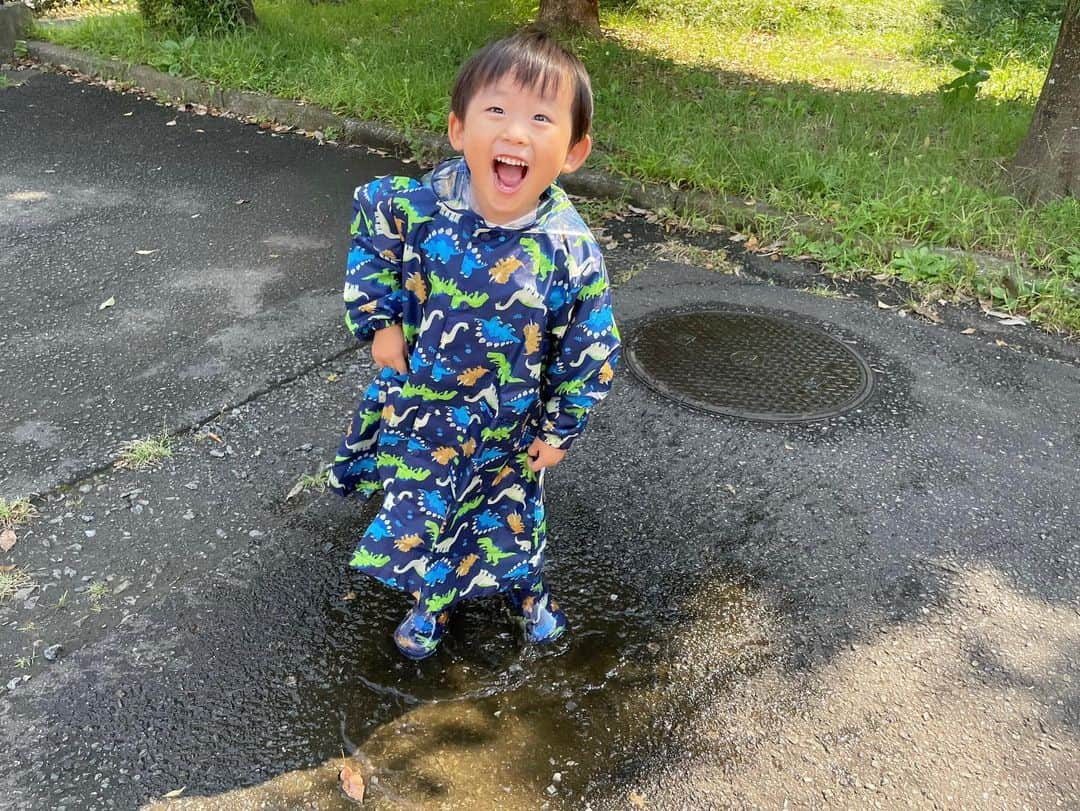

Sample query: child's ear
[561,134,592,175]
[448,111,464,152]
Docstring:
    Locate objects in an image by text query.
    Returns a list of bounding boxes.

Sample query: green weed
[0,568,34,601]
[0,497,38,530]
[116,432,173,470]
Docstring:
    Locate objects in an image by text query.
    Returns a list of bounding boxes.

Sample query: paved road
[1,66,1078,809]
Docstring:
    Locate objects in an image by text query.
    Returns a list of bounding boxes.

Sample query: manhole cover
[625,309,874,422]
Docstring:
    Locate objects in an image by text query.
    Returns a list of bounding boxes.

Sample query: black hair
[451,29,594,146]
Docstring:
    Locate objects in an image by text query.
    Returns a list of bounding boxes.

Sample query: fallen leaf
[0,529,16,552]
[0,564,15,572]
[235,199,250,205]
[134,249,158,255]
[961,327,976,335]
[876,300,897,310]
[911,302,942,323]
[724,484,736,495]
[206,432,223,443]
[995,317,1028,326]
[870,273,892,282]
[165,119,177,127]
[286,480,305,501]
[728,233,748,243]
[627,205,650,215]
[122,111,133,117]
[343,590,357,601]
[629,790,648,808]
[784,442,796,451]
[98,296,116,310]
[162,787,186,799]
[326,373,340,383]
[195,128,205,133]
[339,765,365,802]
[995,339,1009,347]
[744,234,760,251]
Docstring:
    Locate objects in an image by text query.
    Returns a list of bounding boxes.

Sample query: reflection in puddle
[153,572,765,809]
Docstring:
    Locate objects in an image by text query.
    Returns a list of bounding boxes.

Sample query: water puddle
[152,567,765,810]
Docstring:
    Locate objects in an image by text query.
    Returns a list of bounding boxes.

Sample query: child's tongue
[494,160,526,190]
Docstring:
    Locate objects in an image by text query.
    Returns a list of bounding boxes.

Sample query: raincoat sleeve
[538,241,621,451]
[343,177,417,341]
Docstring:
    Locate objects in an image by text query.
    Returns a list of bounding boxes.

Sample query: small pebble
[78,484,93,494]
[84,530,96,539]
[44,644,63,662]
[249,530,264,538]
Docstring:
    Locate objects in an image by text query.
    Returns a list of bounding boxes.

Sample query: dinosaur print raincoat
[329,157,620,613]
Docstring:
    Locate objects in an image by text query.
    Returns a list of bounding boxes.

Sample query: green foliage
[39,0,1077,330]
[138,0,253,34]
[940,57,991,103]
[150,34,196,75]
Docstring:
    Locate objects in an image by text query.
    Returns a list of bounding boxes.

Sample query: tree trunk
[1009,0,1080,203]
[537,0,601,35]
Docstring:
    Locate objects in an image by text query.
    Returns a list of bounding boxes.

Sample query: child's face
[448,72,592,225]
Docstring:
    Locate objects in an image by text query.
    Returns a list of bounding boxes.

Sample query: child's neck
[462,180,537,228]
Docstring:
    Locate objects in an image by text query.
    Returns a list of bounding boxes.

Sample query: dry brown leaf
[995,339,1009,347]
[0,529,16,552]
[343,590,356,602]
[629,790,648,808]
[339,765,365,802]
[744,234,760,251]
[912,302,942,323]
[162,786,186,799]
[876,300,897,310]
[961,327,976,335]
[98,296,116,311]
[0,565,16,572]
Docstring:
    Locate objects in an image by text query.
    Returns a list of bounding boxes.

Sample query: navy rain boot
[393,605,450,660]
[507,582,568,644]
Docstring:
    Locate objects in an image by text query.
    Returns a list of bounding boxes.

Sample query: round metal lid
[625,309,874,422]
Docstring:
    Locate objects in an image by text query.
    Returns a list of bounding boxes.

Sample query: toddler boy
[330,29,620,659]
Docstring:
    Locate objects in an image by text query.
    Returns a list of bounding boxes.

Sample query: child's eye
[533,114,550,123]
[487,106,504,115]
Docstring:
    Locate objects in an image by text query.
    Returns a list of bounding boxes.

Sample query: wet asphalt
[1,67,1079,809]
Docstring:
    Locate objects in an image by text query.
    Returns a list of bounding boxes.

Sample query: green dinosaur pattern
[481,424,514,442]
[351,545,392,569]
[521,237,556,281]
[425,588,458,613]
[375,453,432,481]
[430,270,491,309]
[401,382,459,401]
[487,351,525,385]
[479,537,516,566]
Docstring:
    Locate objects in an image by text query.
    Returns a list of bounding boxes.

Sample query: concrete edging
[25,38,1062,301]
[25,39,777,232]
[1,3,33,58]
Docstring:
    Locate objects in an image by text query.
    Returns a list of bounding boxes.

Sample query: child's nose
[502,118,528,144]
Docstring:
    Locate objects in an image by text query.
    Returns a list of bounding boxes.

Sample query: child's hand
[527,438,566,472]
[372,324,409,375]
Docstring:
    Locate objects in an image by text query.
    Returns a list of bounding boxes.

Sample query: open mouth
[493,156,529,193]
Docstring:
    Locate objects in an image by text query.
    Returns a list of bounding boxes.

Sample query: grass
[36,0,1079,330]
[0,497,38,530]
[0,76,10,90]
[0,568,34,601]
[115,431,173,470]
[87,580,110,611]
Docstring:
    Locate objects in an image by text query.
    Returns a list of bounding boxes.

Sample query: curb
[25,39,780,234]
[24,39,1073,310]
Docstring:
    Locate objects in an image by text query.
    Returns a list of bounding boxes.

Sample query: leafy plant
[889,246,960,286]
[940,57,991,103]
[151,35,197,76]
